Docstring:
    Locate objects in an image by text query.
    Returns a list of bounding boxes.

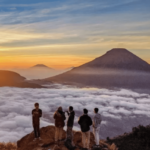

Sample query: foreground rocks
[17,126,117,150]
[107,125,150,150]
[0,143,17,150]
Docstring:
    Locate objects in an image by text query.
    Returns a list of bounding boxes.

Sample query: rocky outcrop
[17,125,117,150]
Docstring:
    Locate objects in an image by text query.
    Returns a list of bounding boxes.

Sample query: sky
[0,0,150,69]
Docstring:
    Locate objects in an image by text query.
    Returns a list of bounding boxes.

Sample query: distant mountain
[43,48,150,89]
[0,70,44,88]
[31,64,53,70]
[79,48,150,72]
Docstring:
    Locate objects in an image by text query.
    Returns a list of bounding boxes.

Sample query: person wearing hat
[53,106,66,144]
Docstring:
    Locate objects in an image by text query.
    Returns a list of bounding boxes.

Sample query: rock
[110,143,118,150]
[17,125,116,150]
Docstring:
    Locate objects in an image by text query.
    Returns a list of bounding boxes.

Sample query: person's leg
[95,127,100,145]
[82,132,86,148]
[37,124,40,138]
[85,131,90,149]
[58,127,63,141]
[93,128,96,144]
[67,127,74,146]
[67,127,72,140]
[55,127,59,142]
[33,125,37,138]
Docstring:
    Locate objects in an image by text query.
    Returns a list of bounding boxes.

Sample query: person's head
[34,103,39,109]
[94,108,99,114]
[58,106,62,112]
[69,106,73,112]
[83,109,88,114]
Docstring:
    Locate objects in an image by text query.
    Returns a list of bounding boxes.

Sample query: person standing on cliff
[54,107,66,144]
[66,106,75,145]
[92,108,102,146]
[78,109,92,150]
[32,103,42,141]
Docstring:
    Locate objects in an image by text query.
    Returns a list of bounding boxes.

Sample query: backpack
[64,139,76,150]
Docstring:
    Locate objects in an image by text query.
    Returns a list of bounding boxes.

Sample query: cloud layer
[0,85,150,142]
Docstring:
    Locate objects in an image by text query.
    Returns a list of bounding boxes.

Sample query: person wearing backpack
[32,103,42,141]
[78,109,92,150]
[53,107,66,144]
[93,108,102,146]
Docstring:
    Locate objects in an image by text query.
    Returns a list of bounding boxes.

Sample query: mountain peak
[31,64,53,69]
[107,48,130,53]
[79,48,150,72]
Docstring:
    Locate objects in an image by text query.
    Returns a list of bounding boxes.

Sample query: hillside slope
[0,70,44,88]
[43,48,150,89]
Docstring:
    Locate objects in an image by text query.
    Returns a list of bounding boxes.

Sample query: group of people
[32,103,102,150]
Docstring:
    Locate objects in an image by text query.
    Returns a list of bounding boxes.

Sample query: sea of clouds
[0,85,150,142]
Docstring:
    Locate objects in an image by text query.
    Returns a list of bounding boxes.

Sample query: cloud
[0,86,150,142]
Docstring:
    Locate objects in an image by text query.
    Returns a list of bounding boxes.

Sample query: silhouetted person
[54,107,66,144]
[32,103,42,141]
[93,108,101,146]
[66,106,75,145]
[78,109,92,150]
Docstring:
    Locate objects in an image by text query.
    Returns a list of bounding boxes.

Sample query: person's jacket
[78,114,92,132]
[67,111,75,127]
[32,109,42,126]
[93,113,102,128]
[54,110,66,128]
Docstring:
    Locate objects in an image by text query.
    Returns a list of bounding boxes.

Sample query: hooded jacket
[67,111,75,127]
[54,110,66,128]
[78,114,92,132]
[93,113,102,128]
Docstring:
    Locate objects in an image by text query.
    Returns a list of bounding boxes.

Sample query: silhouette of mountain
[0,70,44,88]
[79,48,150,71]
[43,48,150,89]
[31,64,53,70]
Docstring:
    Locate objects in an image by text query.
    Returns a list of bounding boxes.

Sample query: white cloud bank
[0,85,150,142]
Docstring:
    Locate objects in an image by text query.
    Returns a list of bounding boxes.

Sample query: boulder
[17,125,117,150]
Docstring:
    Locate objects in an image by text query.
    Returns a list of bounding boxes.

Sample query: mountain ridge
[42,48,150,89]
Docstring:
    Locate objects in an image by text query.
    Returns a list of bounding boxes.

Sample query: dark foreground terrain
[107,125,150,150]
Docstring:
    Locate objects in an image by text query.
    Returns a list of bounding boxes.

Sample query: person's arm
[63,112,66,120]
[78,117,81,125]
[32,110,34,117]
[93,116,96,128]
[66,111,69,116]
[53,111,57,119]
[39,109,42,117]
[89,117,93,126]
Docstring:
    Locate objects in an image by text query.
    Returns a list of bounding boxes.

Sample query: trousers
[33,124,40,138]
[82,131,90,149]
[93,127,100,145]
[55,127,63,141]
